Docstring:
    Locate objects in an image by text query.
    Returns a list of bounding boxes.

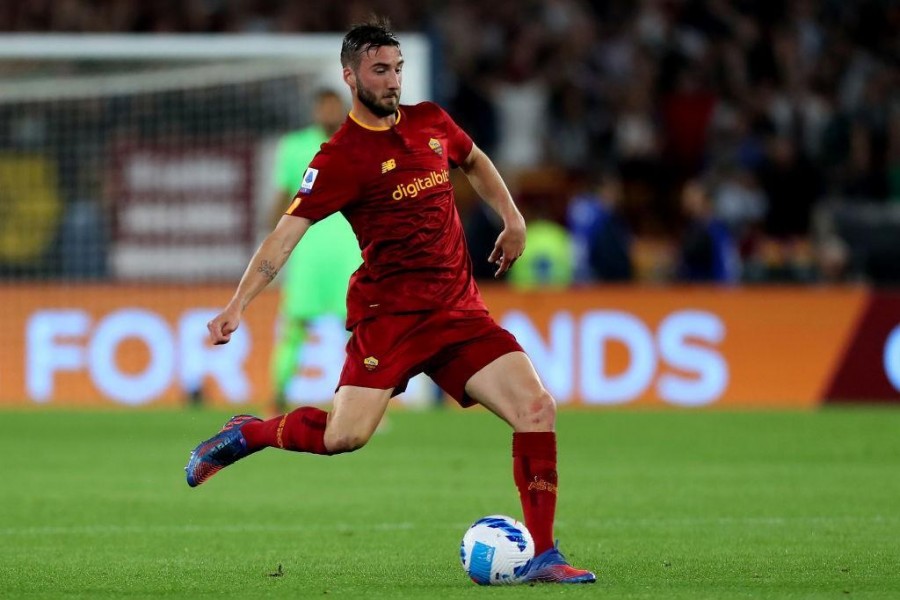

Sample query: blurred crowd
[2,0,899,285]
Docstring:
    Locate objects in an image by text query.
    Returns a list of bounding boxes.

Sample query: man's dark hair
[340,17,400,69]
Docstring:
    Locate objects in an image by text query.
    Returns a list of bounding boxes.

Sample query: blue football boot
[185,414,262,487]
[521,541,596,583]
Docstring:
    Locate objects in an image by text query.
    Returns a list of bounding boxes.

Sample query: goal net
[0,34,430,281]
[0,34,433,407]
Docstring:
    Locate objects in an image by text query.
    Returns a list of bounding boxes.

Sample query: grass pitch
[1,407,898,598]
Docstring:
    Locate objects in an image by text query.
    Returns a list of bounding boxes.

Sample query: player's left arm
[460,145,526,277]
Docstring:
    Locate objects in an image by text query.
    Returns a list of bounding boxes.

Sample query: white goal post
[0,34,430,102]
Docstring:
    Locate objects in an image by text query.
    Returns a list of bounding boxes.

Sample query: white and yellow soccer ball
[459,515,535,585]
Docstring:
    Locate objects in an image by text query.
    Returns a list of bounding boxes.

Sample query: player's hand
[489,218,526,278]
[207,306,241,345]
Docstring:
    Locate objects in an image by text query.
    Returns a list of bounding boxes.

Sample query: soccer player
[186,19,596,585]
[269,89,361,414]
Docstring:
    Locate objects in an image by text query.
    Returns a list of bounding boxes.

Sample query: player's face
[350,45,403,118]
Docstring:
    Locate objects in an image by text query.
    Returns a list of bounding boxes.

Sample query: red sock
[242,407,332,455]
[512,431,557,555]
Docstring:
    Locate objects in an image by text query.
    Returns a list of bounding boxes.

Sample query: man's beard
[357,82,399,118]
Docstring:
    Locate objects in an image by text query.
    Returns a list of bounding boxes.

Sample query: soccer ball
[459,515,534,585]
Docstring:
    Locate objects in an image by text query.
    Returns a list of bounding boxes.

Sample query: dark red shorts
[338,310,523,407]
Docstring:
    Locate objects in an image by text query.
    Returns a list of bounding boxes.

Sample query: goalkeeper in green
[269,88,361,413]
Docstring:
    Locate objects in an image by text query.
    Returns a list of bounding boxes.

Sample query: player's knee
[515,388,556,432]
[324,429,371,454]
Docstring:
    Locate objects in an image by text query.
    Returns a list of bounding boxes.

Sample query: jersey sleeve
[436,105,474,168]
[285,147,357,222]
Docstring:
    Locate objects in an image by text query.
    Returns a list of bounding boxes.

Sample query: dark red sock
[242,407,332,455]
[512,431,557,555]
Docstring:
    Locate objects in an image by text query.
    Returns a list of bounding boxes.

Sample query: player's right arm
[209,143,355,344]
[207,214,312,345]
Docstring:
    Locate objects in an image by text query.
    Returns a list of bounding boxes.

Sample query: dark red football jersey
[286,101,488,328]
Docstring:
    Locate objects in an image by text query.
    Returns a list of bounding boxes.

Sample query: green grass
[1,408,899,598]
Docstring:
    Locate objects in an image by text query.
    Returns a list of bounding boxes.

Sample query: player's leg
[242,384,392,454]
[184,385,392,487]
[464,351,556,432]
[322,385,394,452]
[425,313,595,583]
[464,352,595,583]
[425,324,559,553]
[464,351,595,583]
[186,312,421,487]
[255,309,415,455]
[463,352,558,549]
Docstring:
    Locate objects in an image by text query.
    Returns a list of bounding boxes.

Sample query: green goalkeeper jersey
[274,126,361,320]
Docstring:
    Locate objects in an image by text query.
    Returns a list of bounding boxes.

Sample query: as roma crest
[428,138,443,156]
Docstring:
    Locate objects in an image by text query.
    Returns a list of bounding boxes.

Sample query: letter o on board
[88,309,175,405]
[883,324,900,393]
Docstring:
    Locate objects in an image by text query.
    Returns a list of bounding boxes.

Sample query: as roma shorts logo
[428,138,443,156]
[364,356,379,371]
